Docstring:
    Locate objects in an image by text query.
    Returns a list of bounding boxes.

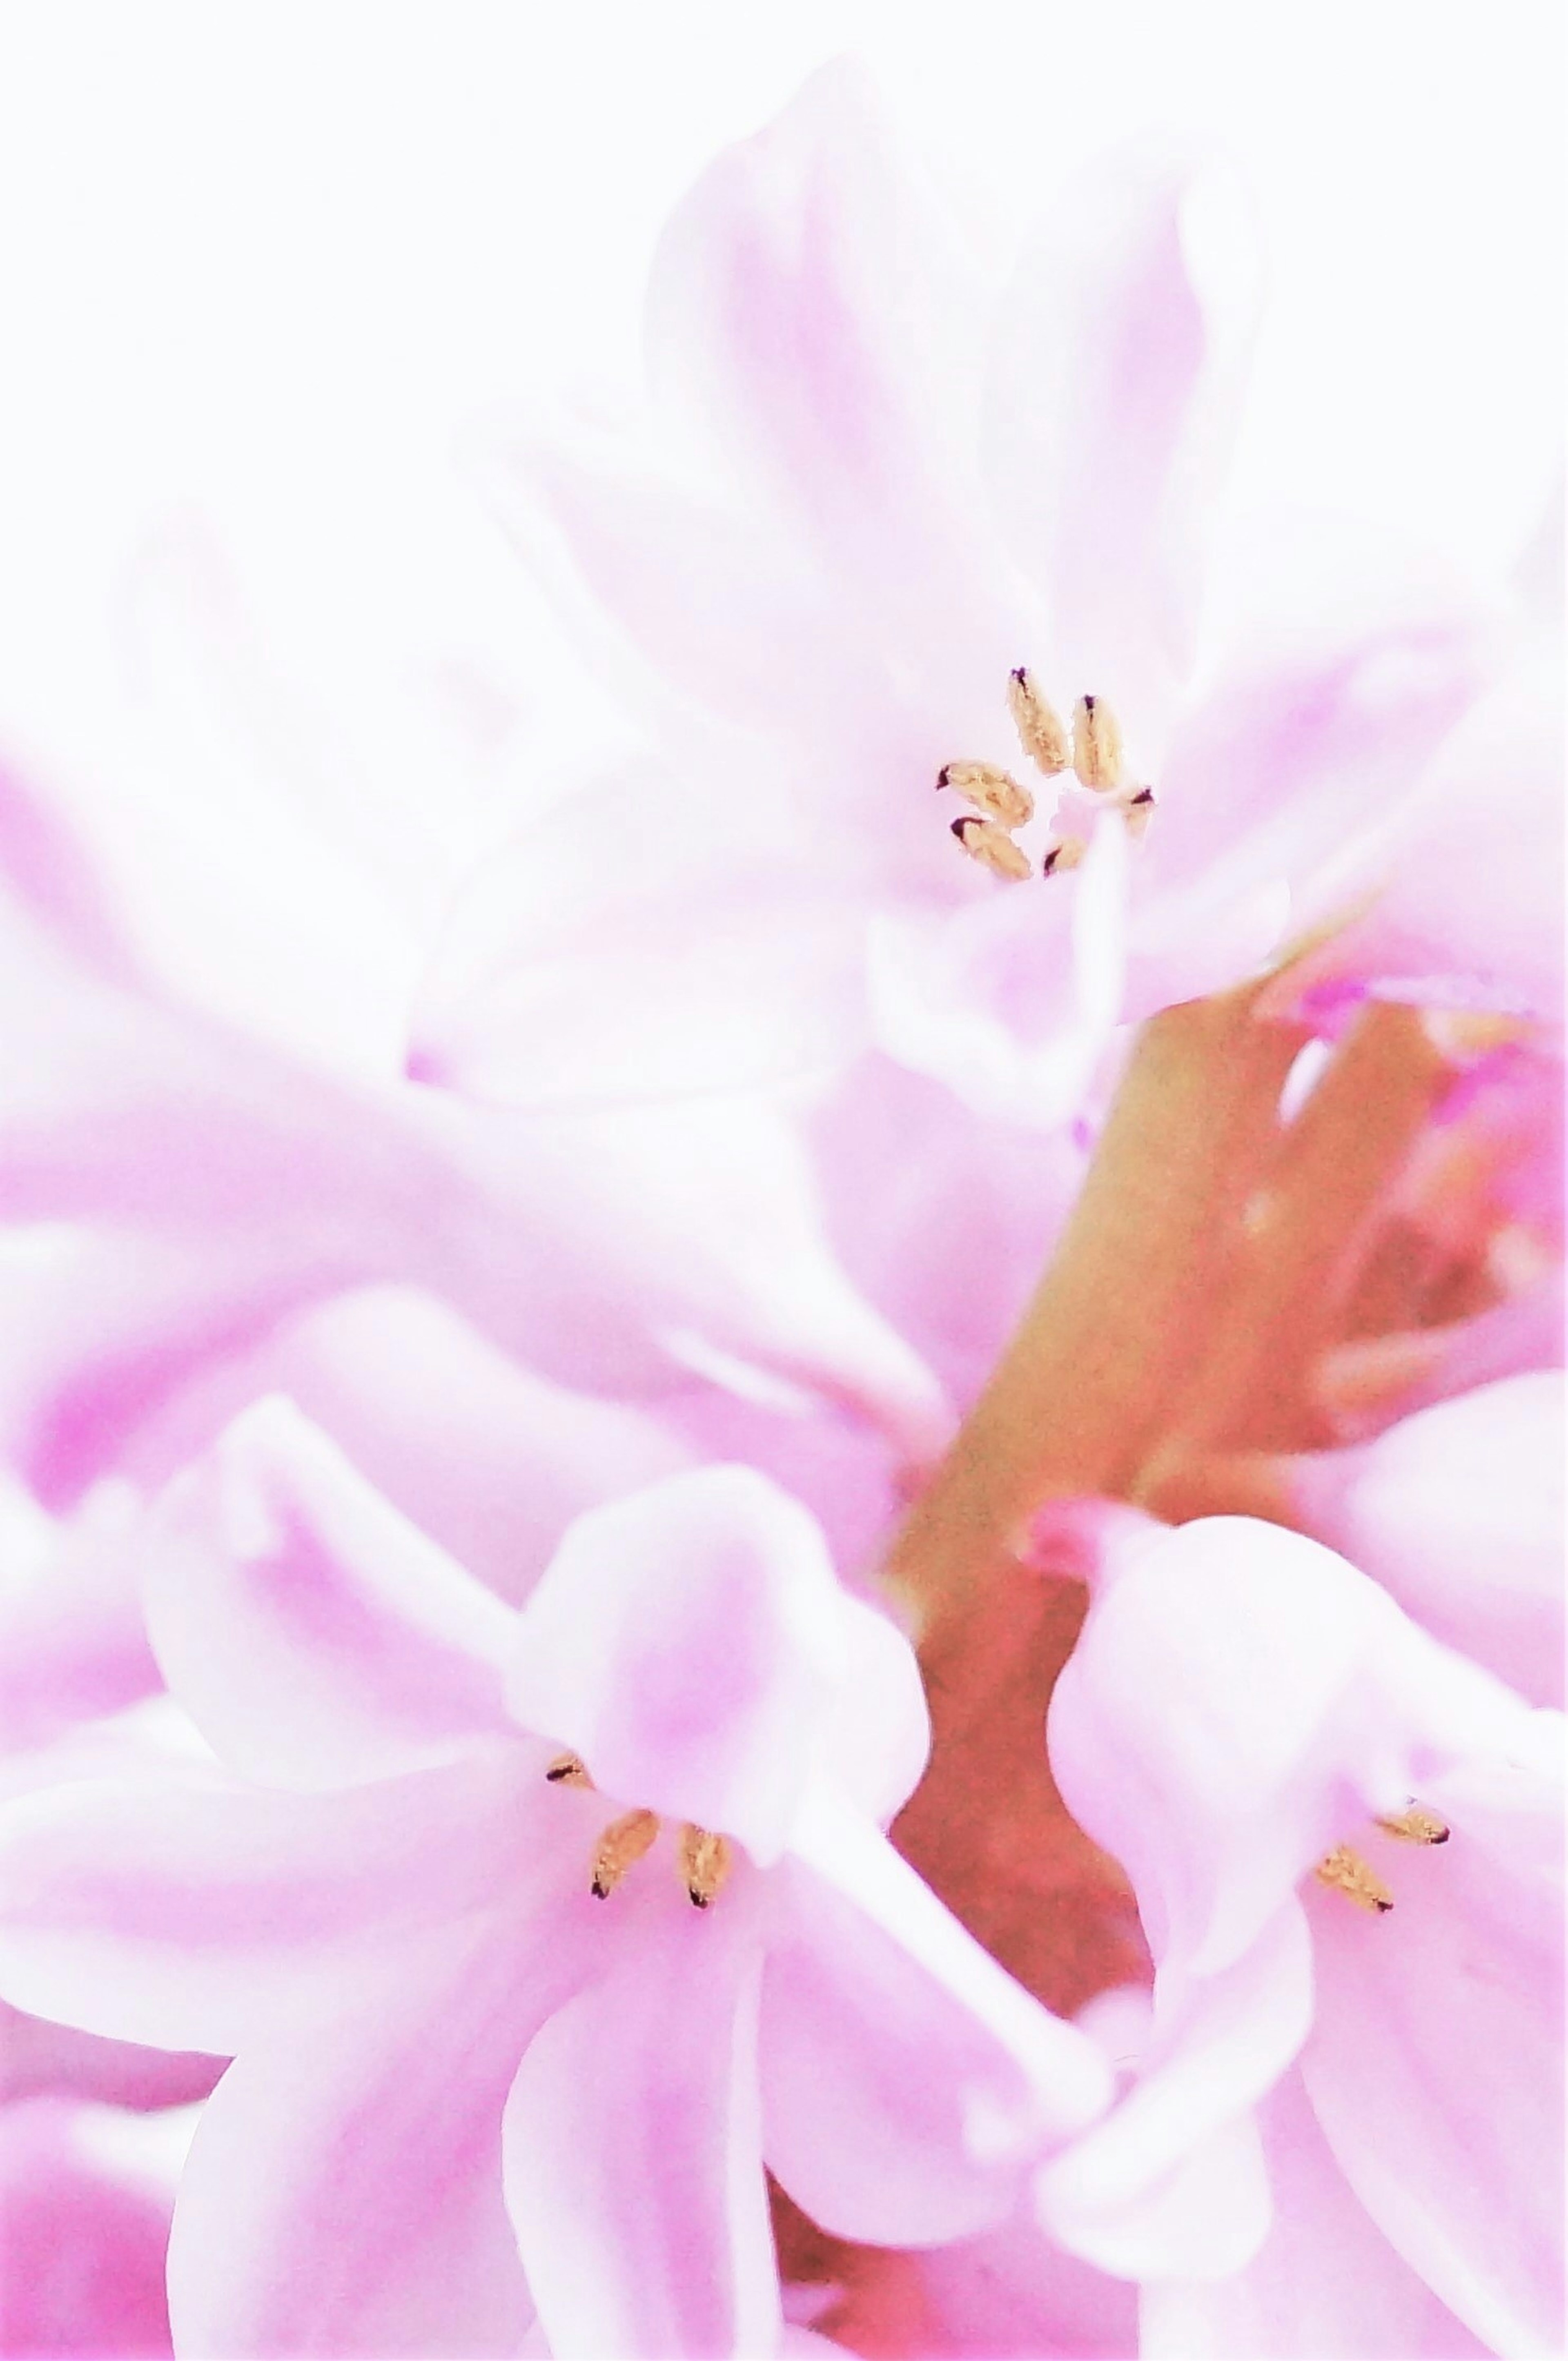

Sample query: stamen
[1072,695,1124,793]
[951,814,1031,882]
[1007,668,1070,775]
[1123,786,1156,841]
[590,1808,660,1899]
[1376,1805,1450,1846]
[678,1825,733,1910]
[1041,837,1087,878]
[938,760,1035,831]
[545,1752,591,1786]
[1314,1843,1394,1913]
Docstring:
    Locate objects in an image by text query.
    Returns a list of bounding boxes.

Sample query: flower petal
[1140,2066,1490,2359]
[1048,1515,1539,1978]
[1301,1746,1566,2358]
[0,1745,532,2054]
[168,1918,559,2359]
[1129,604,1483,1015]
[479,419,882,762]
[502,1882,779,2361]
[1287,1373,1565,1707]
[760,1843,1091,2247]
[408,761,874,1108]
[787,1784,1113,2155]
[0,2096,185,2360]
[983,152,1262,745]
[1311,651,1564,1022]
[645,60,1019,703]
[1036,1903,1311,2279]
[867,810,1127,1129]
[145,1398,518,1787]
[506,1467,849,1863]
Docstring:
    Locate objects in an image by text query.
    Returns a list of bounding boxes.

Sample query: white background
[0,2,1559,829]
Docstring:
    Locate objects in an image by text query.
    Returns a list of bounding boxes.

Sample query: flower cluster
[0,59,1559,2361]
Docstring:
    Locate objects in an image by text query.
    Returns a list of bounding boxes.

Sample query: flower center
[1314,1802,1450,1915]
[938,670,1156,882]
[545,1753,735,1910]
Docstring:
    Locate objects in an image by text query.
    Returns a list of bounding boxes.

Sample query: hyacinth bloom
[0,1403,1111,2358]
[1283,1371,1564,1709]
[0,2097,197,2359]
[0,739,949,1523]
[0,54,1558,2361]
[451,60,1501,1149]
[1042,1512,1564,2356]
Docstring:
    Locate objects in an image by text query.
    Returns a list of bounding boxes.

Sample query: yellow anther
[678,1825,734,1910]
[1122,786,1157,841]
[1376,1805,1450,1846]
[544,1752,591,1787]
[590,1808,660,1899]
[1314,1843,1394,1914]
[1007,668,1071,775]
[1041,836,1087,878]
[938,760,1035,831]
[951,814,1032,882]
[1071,695,1124,792]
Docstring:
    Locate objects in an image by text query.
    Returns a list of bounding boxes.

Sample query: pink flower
[1284,1372,1564,1708]
[0,2096,197,2359]
[0,742,949,1514]
[0,1402,1111,2358]
[449,62,1490,1136]
[1041,1512,1563,2355]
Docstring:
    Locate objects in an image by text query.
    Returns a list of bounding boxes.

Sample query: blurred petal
[408,765,870,1104]
[984,153,1263,744]
[0,1998,222,2110]
[179,1283,697,1608]
[645,60,1019,694]
[0,1475,161,1747]
[1295,653,1563,1022]
[0,2096,186,2359]
[868,809,1127,1129]
[479,421,880,759]
[146,1399,518,1787]
[1131,606,1483,1013]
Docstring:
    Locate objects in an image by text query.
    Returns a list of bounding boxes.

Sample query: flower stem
[884,984,1307,2012]
[884,983,1307,1641]
[1138,998,1448,1467]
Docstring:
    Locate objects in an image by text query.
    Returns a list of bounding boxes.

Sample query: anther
[1314,1843,1394,1914]
[1376,1805,1450,1846]
[1040,837,1087,878]
[938,760,1035,831]
[590,1809,660,1899]
[1123,785,1156,842]
[951,814,1032,882]
[678,1825,733,1910]
[1007,668,1070,775]
[1072,695,1124,793]
[545,1751,591,1786]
